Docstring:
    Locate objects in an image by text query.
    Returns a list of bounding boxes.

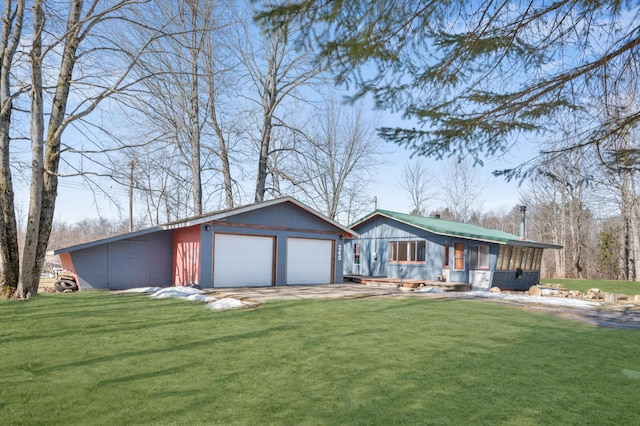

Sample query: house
[343,209,561,291]
[51,197,357,290]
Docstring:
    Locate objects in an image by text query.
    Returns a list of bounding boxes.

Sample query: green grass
[541,278,640,295]
[1,292,639,425]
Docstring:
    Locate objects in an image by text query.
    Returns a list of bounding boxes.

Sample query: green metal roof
[350,210,562,249]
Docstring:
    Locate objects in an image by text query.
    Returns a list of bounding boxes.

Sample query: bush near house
[1,293,638,424]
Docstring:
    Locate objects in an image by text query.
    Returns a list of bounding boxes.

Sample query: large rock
[586,288,602,299]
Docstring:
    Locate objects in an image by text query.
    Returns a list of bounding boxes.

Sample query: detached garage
[51,197,357,290]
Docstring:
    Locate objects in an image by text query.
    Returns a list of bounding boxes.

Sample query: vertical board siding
[173,225,201,286]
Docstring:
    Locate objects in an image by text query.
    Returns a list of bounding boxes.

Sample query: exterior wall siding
[173,225,201,285]
[68,231,173,290]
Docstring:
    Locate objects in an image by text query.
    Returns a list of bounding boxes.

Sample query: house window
[443,245,450,269]
[454,243,464,270]
[354,243,361,265]
[389,240,426,263]
[470,245,490,269]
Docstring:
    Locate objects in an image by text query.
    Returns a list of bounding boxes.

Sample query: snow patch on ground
[455,291,603,309]
[149,286,205,299]
[185,293,218,303]
[209,298,246,310]
[414,286,444,294]
[119,286,248,311]
[119,287,164,294]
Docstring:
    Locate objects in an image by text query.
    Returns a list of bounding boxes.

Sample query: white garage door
[287,238,333,285]
[213,234,274,287]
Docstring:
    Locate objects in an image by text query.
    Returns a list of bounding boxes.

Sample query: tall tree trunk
[254,108,273,203]
[0,0,24,298]
[631,177,640,281]
[18,0,44,298]
[254,40,279,203]
[188,2,202,215]
[206,52,233,209]
[15,0,83,299]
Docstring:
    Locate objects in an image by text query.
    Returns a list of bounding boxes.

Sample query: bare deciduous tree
[235,0,324,203]
[434,158,488,223]
[398,159,431,216]
[286,99,381,222]
[1,0,160,299]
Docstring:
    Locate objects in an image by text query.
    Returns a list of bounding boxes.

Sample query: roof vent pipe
[519,205,527,240]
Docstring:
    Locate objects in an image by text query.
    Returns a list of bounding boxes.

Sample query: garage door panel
[287,238,332,285]
[213,234,273,287]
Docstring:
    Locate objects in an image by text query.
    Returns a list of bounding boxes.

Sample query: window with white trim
[470,245,490,269]
[389,240,426,263]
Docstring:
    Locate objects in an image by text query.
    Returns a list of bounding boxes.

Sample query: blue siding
[71,230,173,290]
[215,202,338,232]
[72,245,109,289]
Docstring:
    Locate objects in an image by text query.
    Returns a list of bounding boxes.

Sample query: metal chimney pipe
[519,205,527,240]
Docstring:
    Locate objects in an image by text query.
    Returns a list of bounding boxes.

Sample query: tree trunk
[17,0,44,298]
[629,175,640,281]
[254,110,273,203]
[14,0,82,299]
[215,123,233,209]
[0,0,24,298]
[206,56,233,209]
[188,2,202,215]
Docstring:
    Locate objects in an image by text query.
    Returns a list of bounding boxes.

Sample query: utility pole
[129,160,135,232]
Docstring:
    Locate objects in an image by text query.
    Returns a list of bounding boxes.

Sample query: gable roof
[51,197,358,255]
[350,210,561,249]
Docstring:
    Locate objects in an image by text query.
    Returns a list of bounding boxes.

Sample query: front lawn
[1,292,638,424]
[541,278,640,295]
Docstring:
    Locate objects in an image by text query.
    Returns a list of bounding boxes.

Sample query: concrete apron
[205,283,404,302]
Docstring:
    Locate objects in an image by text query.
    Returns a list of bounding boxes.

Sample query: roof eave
[352,211,560,248]
[51,197,359,254]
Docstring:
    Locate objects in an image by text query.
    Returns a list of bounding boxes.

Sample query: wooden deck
[344,275,471,292]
